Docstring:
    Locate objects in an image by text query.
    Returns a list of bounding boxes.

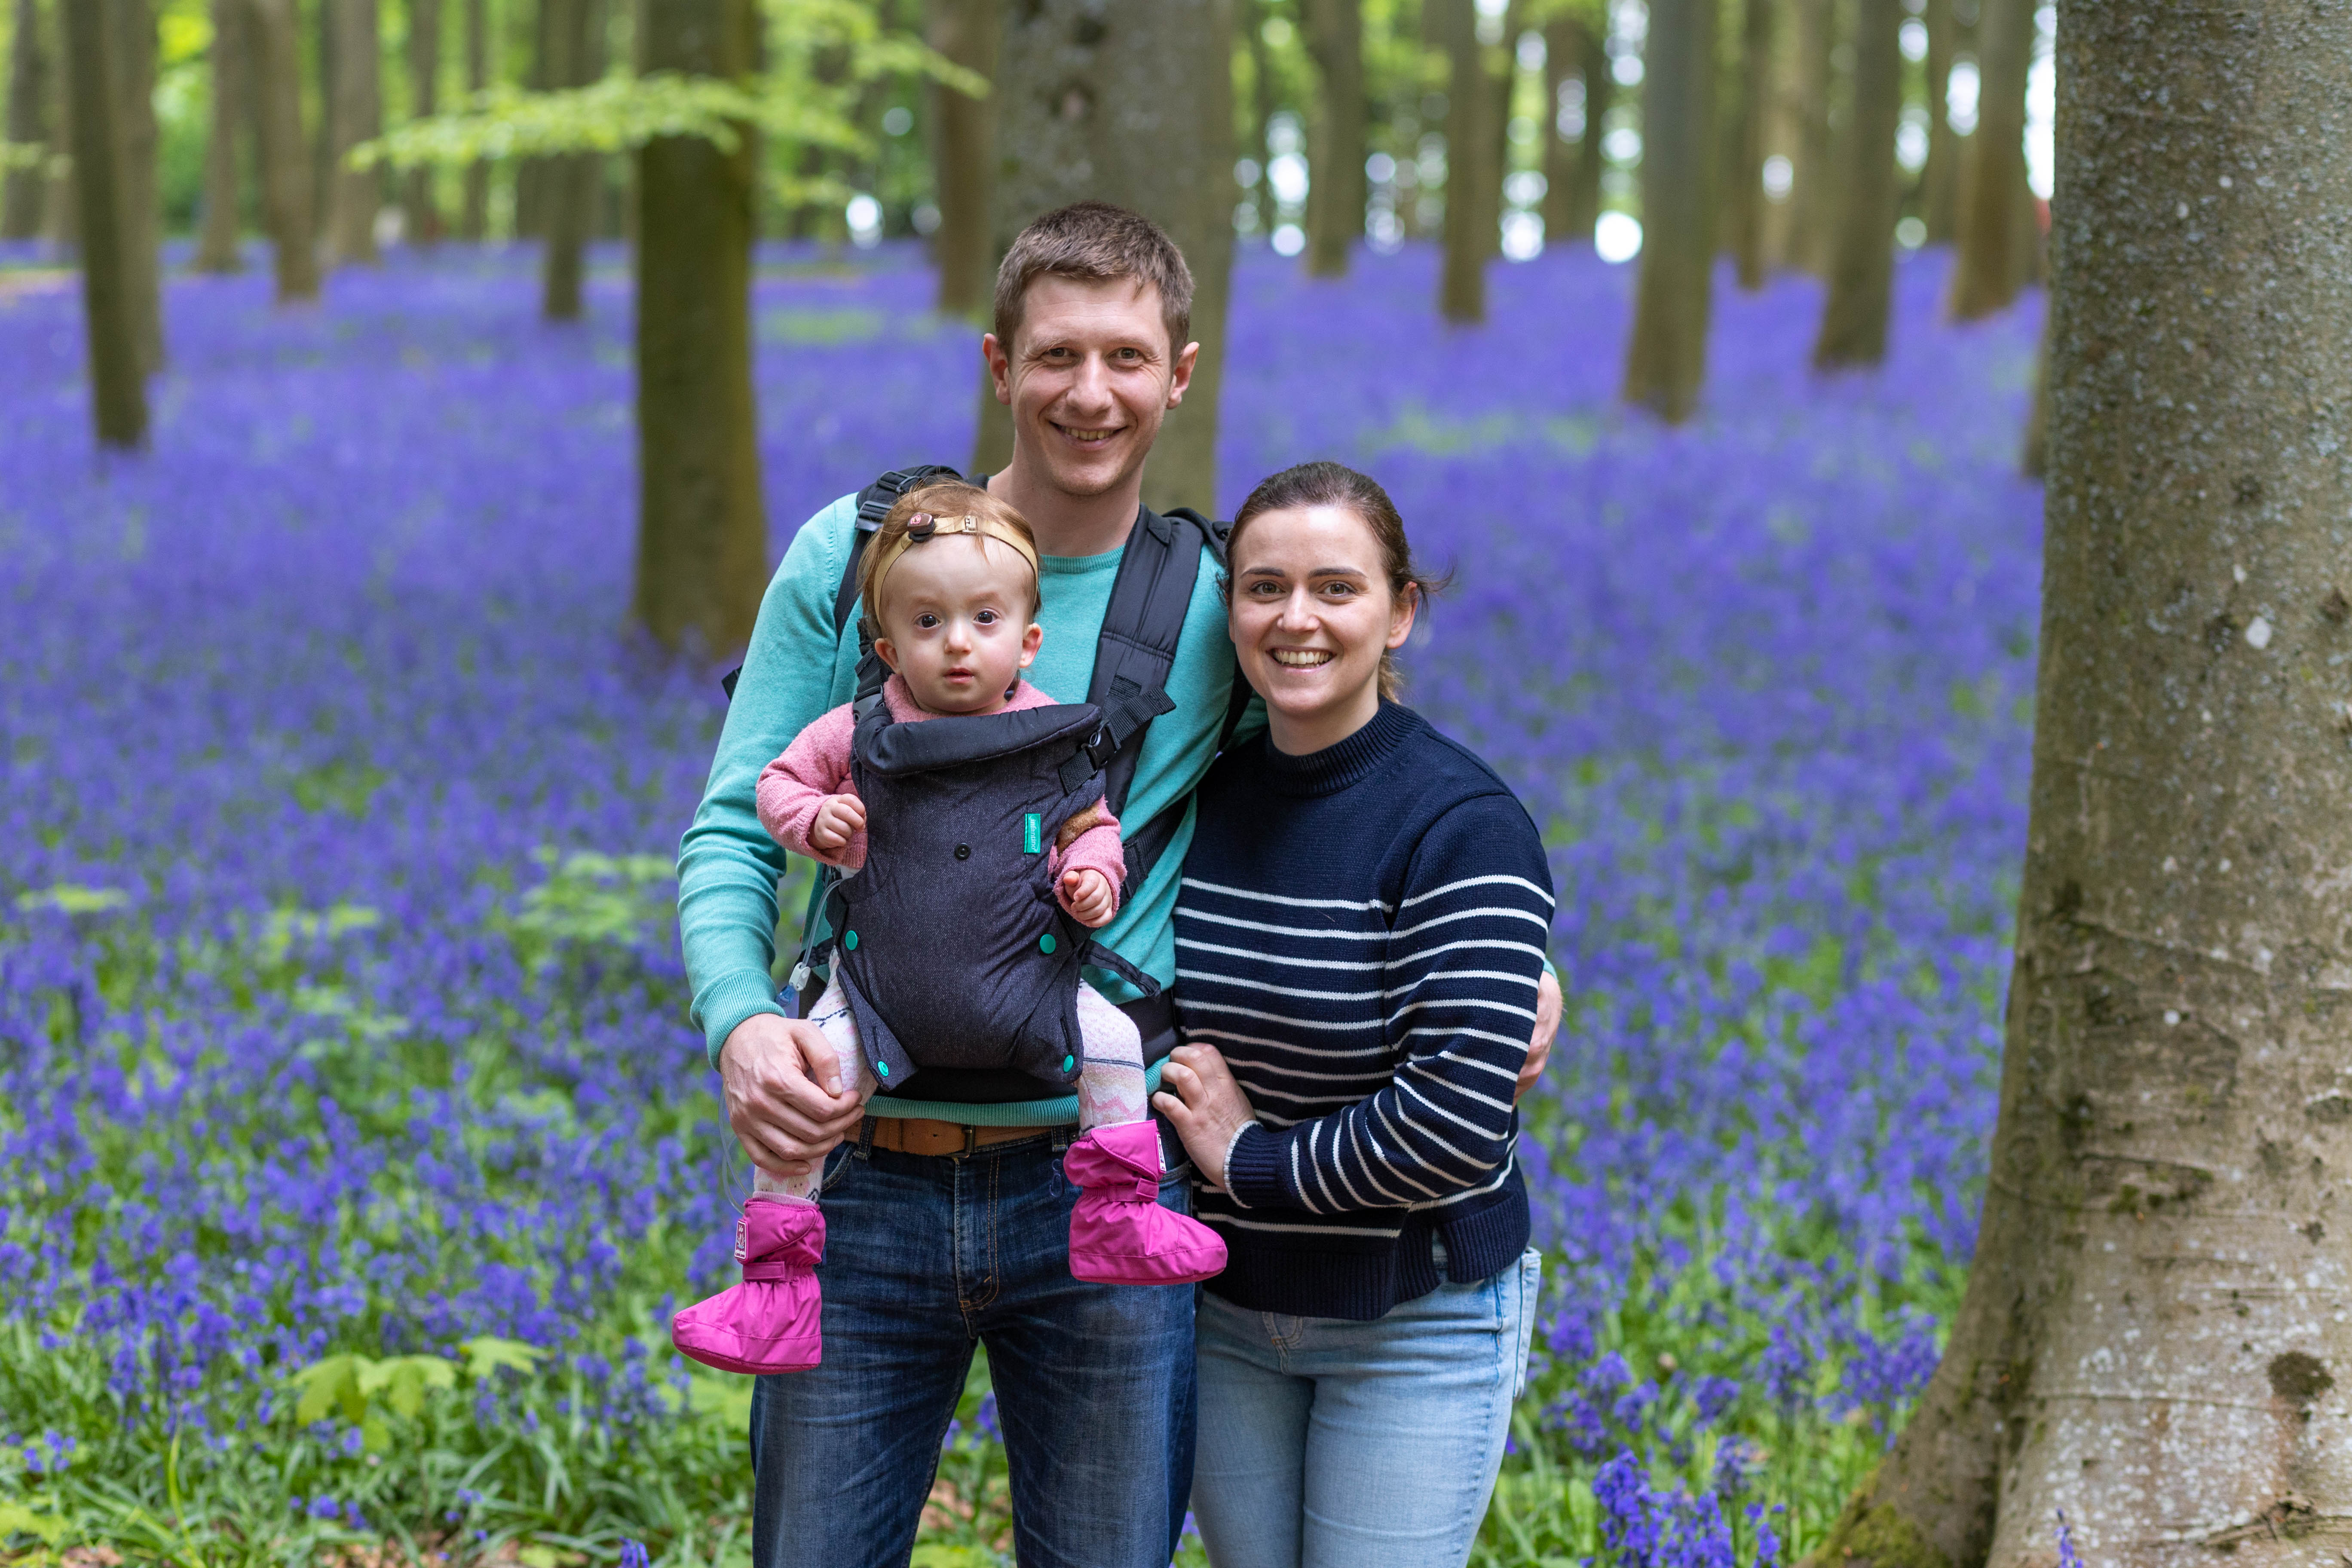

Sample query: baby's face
[873,536,1043,714]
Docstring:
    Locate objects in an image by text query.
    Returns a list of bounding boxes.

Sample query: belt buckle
[961,1124,979,1157]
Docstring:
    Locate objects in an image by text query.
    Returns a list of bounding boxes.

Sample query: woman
[1154,461,1553,1568]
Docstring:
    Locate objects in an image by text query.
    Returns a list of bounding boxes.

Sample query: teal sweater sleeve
[677,495,864,1065]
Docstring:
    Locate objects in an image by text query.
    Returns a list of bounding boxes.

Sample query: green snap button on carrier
[1038,933,1057,955]
[876,1061,889,1077]
[1062,1054,1076,1073]
[844,930,859,950]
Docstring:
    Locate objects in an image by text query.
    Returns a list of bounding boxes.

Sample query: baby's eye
[975,609,999,625]
[916,613,940,629]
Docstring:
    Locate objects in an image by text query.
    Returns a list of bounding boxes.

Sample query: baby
[672,483,1225,1376]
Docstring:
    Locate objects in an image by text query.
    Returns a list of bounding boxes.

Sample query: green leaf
[462,1335,548,1379]
[289,1354,362,1426]
[378,1354,459,1418]
[0,1502,68,1545]
[15,883,131,915]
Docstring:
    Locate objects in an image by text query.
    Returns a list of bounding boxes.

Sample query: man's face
[984,275,1199,503]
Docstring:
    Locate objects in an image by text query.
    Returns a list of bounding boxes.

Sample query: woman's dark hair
[1225,461,1448,701]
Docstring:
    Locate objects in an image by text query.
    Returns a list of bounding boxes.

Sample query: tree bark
[60,0,147,446]
[1810,0,1899,367]
[1542,13,1605,249]
[925,0,997,316]
[1436,0,1496,323]
[404,0,441,244]
[1725,0,1771,287]
[1808,3,2352,1564]
[459,0,487,239]
[1620,0,1714,420]
[1946,0,2029,318]
[195,0,248,270]
[325,0,381,263]
[244,0,318,299]
[1243,0,1274,239]
[43,0,74,249]
[2,0,47,239]
[1920,0,1958,243]
[108,0,162,373]
[973,0,1235,514]
[632,0,765,658]
[1784,0,1835,276]
[540,0,590,318]
[1301,0,1360,276]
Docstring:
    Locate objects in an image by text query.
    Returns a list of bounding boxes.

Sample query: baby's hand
[1063,867,1116,928]
[808,793,867,854]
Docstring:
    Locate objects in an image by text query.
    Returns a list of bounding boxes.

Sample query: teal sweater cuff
[701,974,787,1069]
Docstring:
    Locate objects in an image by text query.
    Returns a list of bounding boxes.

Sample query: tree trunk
[404,0,441,244]
[515,0,551,239]
[632,0,765,658]
[1946,0,2029,318]
[1725,0,1771,287]
[540,0,590,318]
[1243,1,1274,239]
[1807,5,2352,1565]
[925,0,996,316]
[43,0,74,250]
[2,0,48,239]
[1810,0,1899,367]
[60,0,147,447]
[1620,0,1714,420]
[459,0,487,239]
[195,0,248,270]
[1436,0,1496,323]
[1785,0,1835,276]
[244,0,318,300]
[1543,13,1605,248]
[108,0,162,374]
[325,0,381,263]
[973,0,1235,514]
[1920,0,1957,243]
[1301,0,1360,276]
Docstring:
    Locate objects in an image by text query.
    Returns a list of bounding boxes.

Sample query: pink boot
[1065,1121,1228,1286]
[670,1194,825,1374]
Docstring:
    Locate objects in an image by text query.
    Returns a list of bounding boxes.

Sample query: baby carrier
[724,465,1253,1100]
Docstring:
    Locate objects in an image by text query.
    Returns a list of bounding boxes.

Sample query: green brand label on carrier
[1023,813,1042,854]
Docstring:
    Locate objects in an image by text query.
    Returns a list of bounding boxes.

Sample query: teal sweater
[676,492,1255,1120]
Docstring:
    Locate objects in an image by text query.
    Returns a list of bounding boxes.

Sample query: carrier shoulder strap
[718,466,961,701]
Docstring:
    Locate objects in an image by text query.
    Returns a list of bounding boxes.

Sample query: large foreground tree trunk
[1435,0,1497,322]
[1920,0,1958,244]
[195,0,248,271]
[324,0,381,264]
[1810,4,2352,1565]
[1783,0,1835,276]
[244,0,318,299]
[974,0,1235,514]
[60,0,147,447]
[540,0,591,318]
[1946,0,2031,318]
[1620,0,1713,421]
[925,0,997,316]
[1301,0,1361,277]
[459,0,487,239]
[109,0,163,374]
[404,0,441,244]
[632,0,764,658]
[1810,0,1899,367]
[2,0,48,239]
[1724,0,1770,288]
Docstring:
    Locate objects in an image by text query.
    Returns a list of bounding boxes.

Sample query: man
[678,201,1559,1566]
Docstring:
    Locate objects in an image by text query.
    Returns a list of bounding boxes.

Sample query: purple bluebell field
[0,239,2043,1566]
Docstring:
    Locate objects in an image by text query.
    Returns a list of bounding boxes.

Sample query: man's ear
[981,333,1014,406]
[1017,621,1044,668]
[1165,340,1200,409]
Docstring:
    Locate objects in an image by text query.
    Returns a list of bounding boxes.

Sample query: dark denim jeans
[747,1124,1198,1568]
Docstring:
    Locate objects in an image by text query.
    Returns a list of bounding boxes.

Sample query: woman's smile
[1269,648,1335,668]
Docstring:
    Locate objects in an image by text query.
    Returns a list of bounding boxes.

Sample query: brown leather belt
[865,1116,1056,1158]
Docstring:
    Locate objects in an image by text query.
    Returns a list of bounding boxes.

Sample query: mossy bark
[2,0,50,240]
[1302,0,1362,277]
[324,0,381,265]
[1810,0,1899,368]
[1919,0,1957,245]
[1811,3,2352,1563]
[1435,0,1498,322]
[1621,0,1714,421]
[1541,13,1606,250]
[244,0,318,300]
[403,0,441,245]
[109,0,163,373]
[1945,0,2030,318]
[539,0,591,319]
[1724,0,1771,289]
[196,0,249,272]
[60,0,148,447]
[631,0,765,659]
[924,0,997,318]
[1783,0,1836,276]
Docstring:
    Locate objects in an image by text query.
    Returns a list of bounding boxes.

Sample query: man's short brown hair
[991,201,1194,358]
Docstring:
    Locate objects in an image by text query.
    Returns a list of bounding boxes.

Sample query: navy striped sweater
[1176,699,1555,1320]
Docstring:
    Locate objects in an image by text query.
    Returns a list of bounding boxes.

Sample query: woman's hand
[808,793,867,853]
[1516,968,1562,1105]
[1152,1043,1259,1191]
[1062,867,1116,927]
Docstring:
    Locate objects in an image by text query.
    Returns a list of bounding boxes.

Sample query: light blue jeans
[1189,1246,1544,1568]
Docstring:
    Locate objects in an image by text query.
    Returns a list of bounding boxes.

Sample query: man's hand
[1152,1043,1258,1191]
[1062,867,1116,927]
[720,1012,867,1179]
[1515,967,1562,1105]
[807,794,867,854]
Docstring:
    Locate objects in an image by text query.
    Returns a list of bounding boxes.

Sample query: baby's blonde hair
[856,482,1042,635]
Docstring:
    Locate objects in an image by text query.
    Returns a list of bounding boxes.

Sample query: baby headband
[867,510,1041,606]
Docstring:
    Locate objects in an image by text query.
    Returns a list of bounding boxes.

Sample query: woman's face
[1227,503,1417,730]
